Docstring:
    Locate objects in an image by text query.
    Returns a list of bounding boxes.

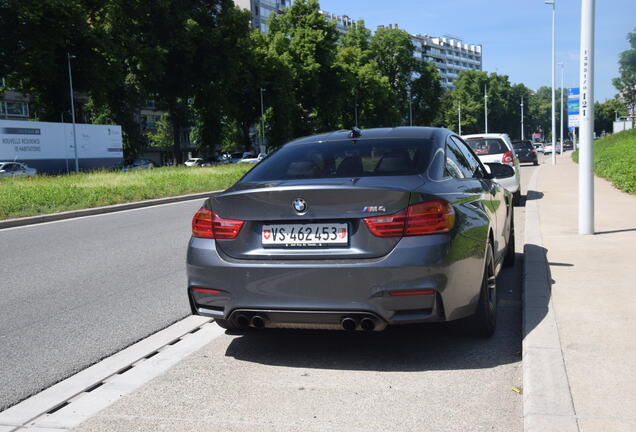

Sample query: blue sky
[319,0,635,101]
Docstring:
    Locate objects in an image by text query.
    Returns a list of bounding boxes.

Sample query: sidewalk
[524,154,636,431]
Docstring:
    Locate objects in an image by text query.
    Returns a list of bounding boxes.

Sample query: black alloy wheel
[464,243,497,337]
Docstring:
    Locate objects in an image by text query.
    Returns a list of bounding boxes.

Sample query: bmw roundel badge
[293,198,307,214]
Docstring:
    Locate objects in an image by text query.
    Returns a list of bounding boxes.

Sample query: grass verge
[572,128,636,194]
[0,164,251,220]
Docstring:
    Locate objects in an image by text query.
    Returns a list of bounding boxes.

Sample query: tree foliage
[613,27,636,114]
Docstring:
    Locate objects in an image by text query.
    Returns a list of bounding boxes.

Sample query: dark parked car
[512,140,539,165]
[187,127,515,337]
[562,141,574,151]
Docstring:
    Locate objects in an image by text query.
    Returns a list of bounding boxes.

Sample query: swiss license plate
[262,223,348,247]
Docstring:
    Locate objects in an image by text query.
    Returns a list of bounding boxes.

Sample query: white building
[410,33,483,91]
[319,10,357,35]
[234,0,291,33]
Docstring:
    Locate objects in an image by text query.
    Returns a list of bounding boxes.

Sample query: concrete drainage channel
[0,316,225,432]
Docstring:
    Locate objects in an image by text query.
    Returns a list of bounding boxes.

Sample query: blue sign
[568,88,580,128]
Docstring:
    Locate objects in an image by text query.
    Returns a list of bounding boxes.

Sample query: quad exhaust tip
[250,315,266,329]
[235,314,250,328]
[341,317,357,331]
[360,317,376,332]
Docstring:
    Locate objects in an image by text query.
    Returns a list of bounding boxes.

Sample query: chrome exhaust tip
[341,317,357,331]
[250,315,266,329]
[360,317,376,332]
[235,314,250,328]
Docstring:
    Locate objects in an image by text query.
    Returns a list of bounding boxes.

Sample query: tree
[410,61,443,126]
[594,98,627,134]
[369,26,416,123]
[267,0,344,137]
[0,0,110,121]
[613,28,636,115]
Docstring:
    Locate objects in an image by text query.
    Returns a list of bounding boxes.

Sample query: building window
[1,101,29,117]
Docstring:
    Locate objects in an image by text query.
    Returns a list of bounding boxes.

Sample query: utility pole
[354,95,358,128]
[259,88,266,153]
[67,52,79,173]
[458,101,462,135]
[484,84,488,134]
[578,0,595,235]
[408,86,413,126]
[559,62,564,155]
[520,96,525,140]
[546,0,557,165]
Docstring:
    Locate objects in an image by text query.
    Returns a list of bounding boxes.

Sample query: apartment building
[235,0,291,33]
[0,79,30,120]
[377,25,483,91]
[319,10,357,35]
[412,33,483,91]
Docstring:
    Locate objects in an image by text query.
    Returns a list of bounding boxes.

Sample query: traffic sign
[568,87,580,128]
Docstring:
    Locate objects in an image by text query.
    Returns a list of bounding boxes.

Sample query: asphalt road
[0,199,206,410]
[2,159,540,424]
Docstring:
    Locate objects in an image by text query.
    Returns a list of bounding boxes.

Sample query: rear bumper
[186,234,484,328]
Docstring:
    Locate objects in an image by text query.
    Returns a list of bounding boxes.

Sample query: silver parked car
[0,162,37,177]
[187,127,515,337]
[462,133,522,205]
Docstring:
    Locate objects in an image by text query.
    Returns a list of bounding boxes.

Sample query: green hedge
[572,128,636,194]
[0,164,251,220]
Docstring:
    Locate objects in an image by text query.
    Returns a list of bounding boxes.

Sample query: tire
[503,209,515,267]
[533,160,539,166]
[463,243,497,337]
[512,190,521,206]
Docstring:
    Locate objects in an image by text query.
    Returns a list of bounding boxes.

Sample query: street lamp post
[545,0,556,165]
[578,0,595,235]
[520,96,524,140]
[458,100,462,135]
[67,52,79,173]
[484,84,488,134]
[259,88,266,153]
[558,62,564,155]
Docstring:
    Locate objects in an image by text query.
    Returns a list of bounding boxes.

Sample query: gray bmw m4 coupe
[187,127,515,337]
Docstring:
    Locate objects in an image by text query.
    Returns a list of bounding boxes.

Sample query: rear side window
[465,138,508,155]
[242,138,435,181]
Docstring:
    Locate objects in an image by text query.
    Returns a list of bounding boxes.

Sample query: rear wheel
[512,190,521,206]
[533,160,539,166]
[463,243,497,337]
[503,209,515,267]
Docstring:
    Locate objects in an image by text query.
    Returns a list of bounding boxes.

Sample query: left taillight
[192,207,244,240]
[502,151,514,166]
[364,200,455,237]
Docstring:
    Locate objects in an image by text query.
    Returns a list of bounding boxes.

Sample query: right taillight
[502,150,514,166]
[364,200,455,237]
[192,207,244,239]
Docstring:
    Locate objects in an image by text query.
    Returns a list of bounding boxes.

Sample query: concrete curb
[0,190,221,230]
[522,165,578,431]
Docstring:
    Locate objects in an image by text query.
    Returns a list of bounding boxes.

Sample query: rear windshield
[465,138,508,155]
[512,141,533,149]
[242,138,434,182]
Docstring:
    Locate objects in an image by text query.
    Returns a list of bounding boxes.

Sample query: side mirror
[484,163,515,179]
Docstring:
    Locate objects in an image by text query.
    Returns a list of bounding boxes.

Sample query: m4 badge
[362,206,386,213]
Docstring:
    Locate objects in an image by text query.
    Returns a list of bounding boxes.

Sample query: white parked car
[238,153,268,164]
[185,158,203,167]
[0,162,37,178]
[461,133,522,205]
[542,144,553,154]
